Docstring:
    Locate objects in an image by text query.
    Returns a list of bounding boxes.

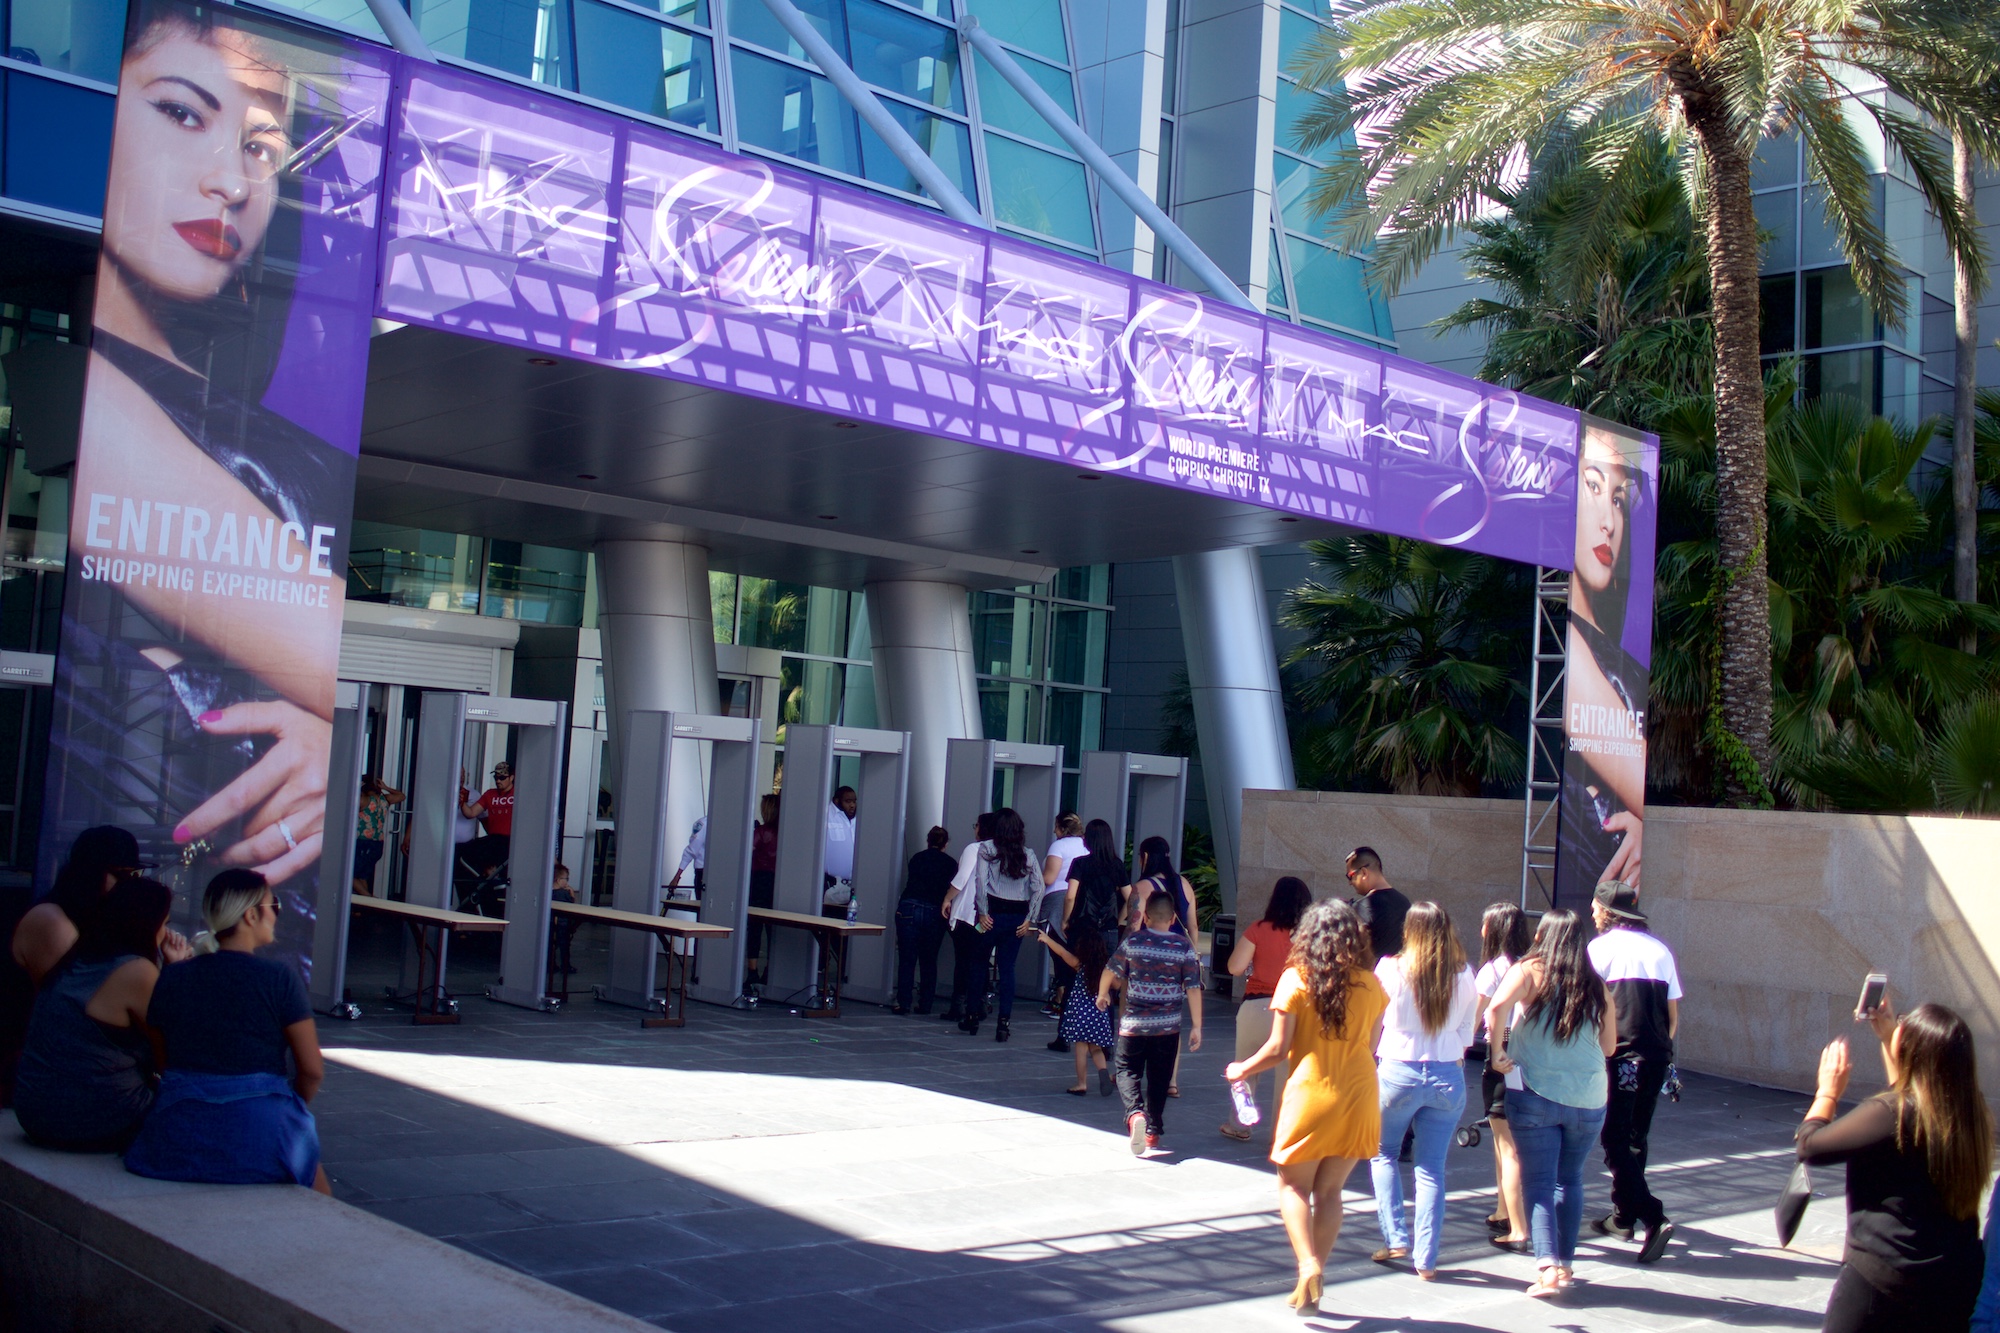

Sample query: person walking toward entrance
[1587,880,1682,1264]
[939,813,994,1025]
[1220,875,1313,1141]
[1475,901,1534,1251]
[962,808,1039,1041]
[1801,998,1989,1332]
[352,776,402,897]
[1368,902,1476,1281]
[1225,899,1387,1316]
[1102,890,1204,1154]
[892,826,954,1014]
[1061,818,1128,957]
[1039,813,1087,1029]
[1345,847,1409,962]
[1485,910,1618,1298]
[1129,835,1198,1096]
[1031,921,1114,1095]
[745,794,779,986]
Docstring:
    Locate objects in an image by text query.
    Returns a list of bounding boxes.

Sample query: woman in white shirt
[1368,901,1477,1280]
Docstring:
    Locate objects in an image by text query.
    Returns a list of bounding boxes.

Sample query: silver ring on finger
[279,820,297,851]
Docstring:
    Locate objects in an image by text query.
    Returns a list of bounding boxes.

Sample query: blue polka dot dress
[1059,969,1115,1048]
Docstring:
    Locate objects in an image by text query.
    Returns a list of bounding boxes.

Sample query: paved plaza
[317,918,1846,1332]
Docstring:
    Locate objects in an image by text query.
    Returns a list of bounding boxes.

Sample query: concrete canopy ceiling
[356,325,1350,592]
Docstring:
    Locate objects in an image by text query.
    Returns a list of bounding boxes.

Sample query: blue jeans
[1370,1059,1466,1272]
[966,906,1029,1018]
[1508,1085,1607,1268]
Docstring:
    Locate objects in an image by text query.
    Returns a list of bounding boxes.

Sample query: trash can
[1209,913,1236,995]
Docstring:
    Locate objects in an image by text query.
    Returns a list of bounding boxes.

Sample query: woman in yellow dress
[1226,898,1389,1315]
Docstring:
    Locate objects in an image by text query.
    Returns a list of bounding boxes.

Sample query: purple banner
[1555,418,1659,904]
[378,62,1582,569]
[43,0,388,978]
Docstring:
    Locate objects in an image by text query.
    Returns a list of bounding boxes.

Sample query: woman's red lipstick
[1593,543,1615,568]
[173,219,242,260]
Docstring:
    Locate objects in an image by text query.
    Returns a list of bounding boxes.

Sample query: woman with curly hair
[1225,899,1388,1315]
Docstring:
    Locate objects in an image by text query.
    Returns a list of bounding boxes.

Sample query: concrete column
[595,539,721,865]
[866,579,983,856]
[1173,546,1294,910]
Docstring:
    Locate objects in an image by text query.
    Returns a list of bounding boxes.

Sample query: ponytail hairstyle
[1069,923,1112,994]
[1519,909,1606,1042]
[926,825,949,851]
[1055,812,1083,839]
[1887,1004,1994,1221]
[1401,902,1467,1034]
[1479,901,1531,970]
[1286,899,1370,1038]
[195,869,270,954]
[989,807,1029,880]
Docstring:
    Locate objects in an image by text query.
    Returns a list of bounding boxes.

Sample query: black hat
[66,825,151,872]
[1593,880,1646,923]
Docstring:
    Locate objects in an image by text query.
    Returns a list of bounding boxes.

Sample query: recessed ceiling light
[818,514,838,520]
[1021,548,1040,555]
[832,420,860,429]
[1278,516,1300,523]
[1076,472,1102,481]
[576,474,598,481]
[527,356,558,366]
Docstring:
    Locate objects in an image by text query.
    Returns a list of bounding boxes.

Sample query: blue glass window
[1267,230,1289,309]
[963,0,1065,61]
[4,73,114,216]
[972,49,1074,150]
[846,0,961,111]
[985,133,1093,250]
[1276,6,1325,73]
[859,99,975,202]
[573,2,717,129]
[413,0,575,90]
[726,0,838,58]
[731,47,861,176]
[1286,235,1388,340]
[7,0,126,85]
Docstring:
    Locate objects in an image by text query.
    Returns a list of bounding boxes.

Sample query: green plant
[1178,822,1223,931]
[1280,535,1527,796]
[1292,0,2000,799]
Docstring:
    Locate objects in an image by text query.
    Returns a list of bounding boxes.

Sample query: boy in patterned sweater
[1099,889,1204,1155]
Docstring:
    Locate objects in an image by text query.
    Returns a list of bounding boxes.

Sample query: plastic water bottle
[845,892,859,925]
[1229,1079,1260,1127]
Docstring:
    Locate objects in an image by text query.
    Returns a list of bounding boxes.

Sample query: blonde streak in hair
[192,930,221,955]
[203,882,263,945]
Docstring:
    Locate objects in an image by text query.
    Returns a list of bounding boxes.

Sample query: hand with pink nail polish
[176,700,330,882]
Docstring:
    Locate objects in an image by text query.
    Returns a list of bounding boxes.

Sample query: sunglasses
[260,897,283,918]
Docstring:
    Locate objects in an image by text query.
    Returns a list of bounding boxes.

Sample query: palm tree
[1291,0,2000,800]
[1280,535,1527,796]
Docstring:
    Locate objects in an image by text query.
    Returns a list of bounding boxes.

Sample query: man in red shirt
[460,762,514,879]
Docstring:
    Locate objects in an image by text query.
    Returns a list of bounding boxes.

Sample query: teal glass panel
[859,100,977,203]
[727,0,840,58]
[972,591,1043,679]
[1274,78,1340,158]
[1267,230,1289,309]
[1804,266,1872,348]
[1286,235,1386,338]
[738,576,810,652]
[847,0,962,111]
[1048,607,1107,686]
[574,4,718,130]
[972,50,1075,150]
[985,133,1096,250]
[1754,187,1797,271]
[1044,687,1102,757]
[414,0,574,88]
[780,657,845,726]
[841,663,879,728]
[964,0,1065,61]
[1050,565,1108,603]
[1276,5,1326,74]
[262,0,388,41]
[979,681,1042,744]
[732,48,861,175]
[8,0,127,84]
[709,571,737,643]
[1273,152,1336,238]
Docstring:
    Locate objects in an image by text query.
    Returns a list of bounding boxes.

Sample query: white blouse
[1374,956,1479,1063]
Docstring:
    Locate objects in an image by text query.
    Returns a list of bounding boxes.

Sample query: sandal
[1370,1247,1408,1264]
[1488,1236,1531,1254]
[1167,1086,1181,1098]
[1066,1086,1089,1096]
[1218,1121,1252,1141]
[1525,1274,1563,1299]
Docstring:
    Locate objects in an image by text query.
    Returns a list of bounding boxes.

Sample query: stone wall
[1238,789,2000,1099]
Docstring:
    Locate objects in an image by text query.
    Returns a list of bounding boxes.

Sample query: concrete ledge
[0,1115,655,1333]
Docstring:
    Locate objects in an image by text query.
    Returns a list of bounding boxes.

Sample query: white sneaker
[1128,1113,1148,1156]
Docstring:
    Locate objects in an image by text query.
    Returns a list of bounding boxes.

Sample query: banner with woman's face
[42,0,388,973]
[1556,418,1658,902]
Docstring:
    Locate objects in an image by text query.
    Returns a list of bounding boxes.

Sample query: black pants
[1116,1031,1180,1135]
[745,869,774,980]
[895,897,948,1009]
[952,920,984,1012]
[1822,1264,1977,1333]
[1601,1055,1669,1228]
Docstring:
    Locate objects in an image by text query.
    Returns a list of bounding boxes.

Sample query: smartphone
[1856,973,1888,1018]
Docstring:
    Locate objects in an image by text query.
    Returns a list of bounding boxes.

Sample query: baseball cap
[1593,880,1646,923]
[491,761,512,777]
[66,825,152,872]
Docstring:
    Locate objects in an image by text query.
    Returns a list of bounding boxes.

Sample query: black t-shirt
[1798,1096,1982,1303]
[902,848,957,908]
[147,950,310,1077]
[1354,886,1411,959]
[1067,853,1128,932]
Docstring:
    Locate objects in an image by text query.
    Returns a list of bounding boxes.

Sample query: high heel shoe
[1285,1273,1321,1316]
[995,1018,1010,1042]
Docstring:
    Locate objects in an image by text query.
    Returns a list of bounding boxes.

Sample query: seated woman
[10,826,152,987]
[13,878,185,1150]
[124,870,331,1194]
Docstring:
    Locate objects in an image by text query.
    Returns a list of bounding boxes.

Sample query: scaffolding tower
[1520,569,1569,910]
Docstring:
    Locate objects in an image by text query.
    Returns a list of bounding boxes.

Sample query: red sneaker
[1145,1133,1161,1151]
